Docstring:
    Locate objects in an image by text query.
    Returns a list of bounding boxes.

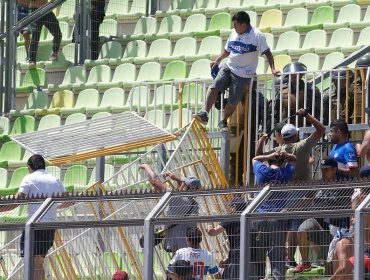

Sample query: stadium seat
[133,39,172,64]
[342,26,370,53]
[149,85,178,111]
[264,33,274,50]
[169,14,207,40]
[180,0,217,16]
[194,12,232,38]
[63,165,88,192]
[86,87,127,114]
[88,164,115,185]
[155,0,192,18]
[256,56,266,75]
[350,5,370,28]
[37,115,61,131]
[120,17,157,42]
[144,109,167,129]
[16,68,46,93]
[323,4,361,30]
[48,66,86,92]
[321,52,345,70]
[45,166,61,180]
[84,41,123,67]
[280,0,311,9]
[298,53,320,72]
[0,141,23,168]
[124,86,151,111]
[16,46,29,69]
[10,115,36,135]
[267,54,291,74]
[330,0,356,7]
[254,0,285,12]
[91,112,112,120]
[72,65,112,91]
[117,0,147,20]
[145,15,182,40]
[297,6,335,32]
[271,8,309,33]
[315,28,353,54]
[60,89,100,115]
[230,0,262,12]
[166,108,193,131]
[258,9,283,33]
[289,30,327,56]
[45,43,79,70]
[272,31,301,55]
[0,117,10,143]
[182,83,204,109]
[57,0,75,23]
[135,62,162,83]
[0,167,28,195]
[35,90,74,116]
[161,60,187,81]
[7,149,33,168]
[0,168,8,189]
[306,0,332,9]
[119,40,147,64]
[204,0,241,15]
[98,63,137,90]
[9,91,48,117]
[160,37,197,63]
[187,59,212,80]
[105,0,130,19]
[99,19,118,42]
[185,36,222,62]
[65,113,87,125]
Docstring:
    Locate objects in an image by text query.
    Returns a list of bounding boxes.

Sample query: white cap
[281,123,298,139]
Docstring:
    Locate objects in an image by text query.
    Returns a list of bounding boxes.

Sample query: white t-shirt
[168,247,220,280]
[225,27,270,78]
[19,169,66,221]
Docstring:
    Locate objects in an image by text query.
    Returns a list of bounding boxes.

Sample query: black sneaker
[218,120,229,131]
[194,110,209,125]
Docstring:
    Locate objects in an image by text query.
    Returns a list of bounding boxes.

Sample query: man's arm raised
[297,108,325,143]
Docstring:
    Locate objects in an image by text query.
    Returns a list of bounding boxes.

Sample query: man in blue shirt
[329,119,359,179]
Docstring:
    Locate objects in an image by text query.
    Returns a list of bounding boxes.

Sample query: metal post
[4,0,14,113]
[96,156,105,252]
[220,130,230,182]
[78,0,88,63]
[143,192,172,280]
[149,0,157,16]
[156,144,167,172]
[24,198,53,280]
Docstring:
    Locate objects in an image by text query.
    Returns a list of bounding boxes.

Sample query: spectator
[206,197,247,279]
[170,260,196,280]
[167,227,221,280]
[329,119,359,179]
[90,0,105,60]
[29,0,62,68]
[139,164,199,252]
[15,0,35,60]
[112,270,128,280]
[356,107,370,177]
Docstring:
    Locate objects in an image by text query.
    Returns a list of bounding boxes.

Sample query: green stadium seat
[160,37,197,63]
[204,0,241,15]
[182,83,204,109]
[0,117,10,143]
[65,113,87,125]
[149,85,178,111]
[88,164,115,185]
[84,41,123,67]
[289,30,327,56]
[272,31,301,55]
[331,0,356,6]
[99,19,118,42]
[105,0,130,19]
[194,12,232,38]
[271,8,309,33]
[10,115,36,135]
[16,46,29,69]
[169,14,207,40]
[98,63,136,90]
[60,89,100,115]
[297,6,334,32]
[145,15,182,40]
[155,0,192,18]
[298,53,320,72]
[63,165,88,192]
[166,108,193,131]
[0,167,28,195]
[124,86,151,111]
[120,17,157,42]
[119,40,147,64]
[16,68,46,94]
[324,4,361,30]
[180,0,217,16]
[144,110,167,129]
[133,39,172,64]
[37,114,61,131]
[256,57,266,75]
[258,9,283,33]
[48,66,86,92]
[35,90,74,116]
[230,0,260,12]
[161,60,187,81]
[286,266,324,277]
[315,28,353,54]
[45,166,61,180]
[280,0,311,9]
[10,91,48,117]
[268,54,291,74]
[322,52,345,70]
[117,0,147,20]
[254,0,284,12]
[57,0,75,23]
[263,33,274,50]
[135,62,162,83]
[91,112,112,120]
[185,36,222,62]
[306,0,332,9]
[7,149,33,168]
[187,59,212,80]
[86,87,127,114]
[342,26,370,53]
[0,168,8,189]
[351,5,370,29]
[18,43,52,69]
[0,141,23,168]
[72,65,112,91]
[44,43,79,70]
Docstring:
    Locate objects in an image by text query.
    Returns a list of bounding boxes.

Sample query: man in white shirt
[0,154,66,280]
[195,11,280,131]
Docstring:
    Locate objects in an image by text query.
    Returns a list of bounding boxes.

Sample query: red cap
[112,270,128,280]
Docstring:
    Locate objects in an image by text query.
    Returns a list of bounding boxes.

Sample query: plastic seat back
[121,40,147,59]
[182,83,204,106]
[74,89,100,108]
[127,86,152,108]
[105,0,130,17]
[0,117,10,135]
[335,4,361,24]
[310,6,335,25]
[50,90,74,109]
[10,116,36,135]
[86,65,112,84]
[275,31,300,51]
[133,17,157,35]
[136,62,161,82]
[62,43,80,64]
[144,110,166,129]
[188,59,212,80]
[0,168,8,188]
[328,28,353,48]
[198,36,222,56]
[259,9,283,30]
[98,41,123,60]
[302,30,327,49]
[65,113,87,125]
[91,112,112,120]
[322,52,345,70]
[356,27,370,46]
[101,88,126,107]
[146,39,172,58]
[267,55,291,74]
[0,141,23,162]
[45,166,61,180]
[172,37,197,57]
[157,15,182,35]
[20,68,46,88]
[24,91,48,110]
[207,12,232,31]
[298,53,320,72]
[88,164,115,185]
[8,167,28,189]
[284,8,309,27]
[182,14,206,32]
[62,66,86,84]
[63,165,88,190]
[38,115,61,131]
[99,19,118,37]
[162,60,187,80]
[195,0,217,9]
[151,85,178,108]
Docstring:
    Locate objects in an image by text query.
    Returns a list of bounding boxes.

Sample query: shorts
[20,229,55,257]
[211,64,251,105]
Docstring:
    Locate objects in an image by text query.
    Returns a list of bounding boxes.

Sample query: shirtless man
[355,107,370,177]
[27,0,62,68]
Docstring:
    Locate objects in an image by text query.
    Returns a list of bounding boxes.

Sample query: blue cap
[211,61,222,79]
